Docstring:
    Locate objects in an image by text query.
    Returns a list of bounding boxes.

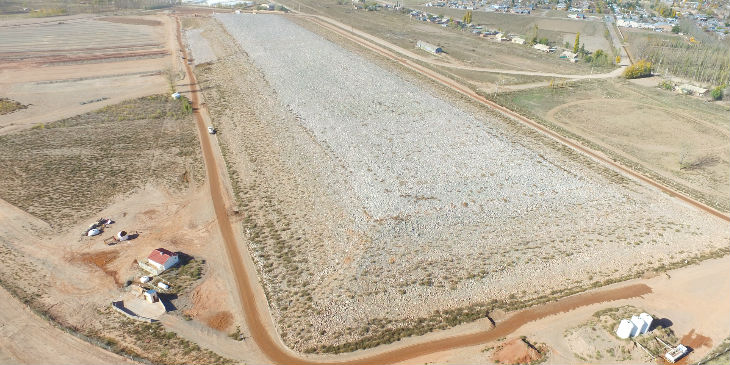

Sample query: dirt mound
[69,250,121,285]
[492,338,543,365]
[206,311,233,331]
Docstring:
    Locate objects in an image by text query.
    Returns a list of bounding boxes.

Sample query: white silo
[616,319,636,339]
[631,315,648,336]
[639,313,653,334]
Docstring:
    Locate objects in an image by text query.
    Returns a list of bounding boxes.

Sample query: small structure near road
[511,37,525,45]
[561,50,578,62]
[143,289,159,303]
[533,44,554,52]
[139,248,180,275]
[664,343,688,363]
[112,285,167,322]
[494,32,510,42]
[416,40,443,55]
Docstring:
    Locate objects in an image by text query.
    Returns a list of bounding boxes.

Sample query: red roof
[147,248,177,265]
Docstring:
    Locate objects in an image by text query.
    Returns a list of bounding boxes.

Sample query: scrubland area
[0,95,204,228]
[193,13,729,353]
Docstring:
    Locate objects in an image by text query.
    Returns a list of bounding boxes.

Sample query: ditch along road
[173,15,724,365]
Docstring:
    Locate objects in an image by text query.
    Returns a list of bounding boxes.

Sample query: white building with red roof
[146,248,179,273]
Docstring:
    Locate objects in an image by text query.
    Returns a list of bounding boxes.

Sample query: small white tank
[616,319,636,339]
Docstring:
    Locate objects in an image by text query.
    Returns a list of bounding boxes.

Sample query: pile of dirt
[69,250,121,285]
[492,338,543,365]
[185,277,234,331]
[206,311,233,331]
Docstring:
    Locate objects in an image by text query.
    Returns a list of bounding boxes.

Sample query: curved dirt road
[174,15,675,365]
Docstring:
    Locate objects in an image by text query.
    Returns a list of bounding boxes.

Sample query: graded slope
[211,13,729,352]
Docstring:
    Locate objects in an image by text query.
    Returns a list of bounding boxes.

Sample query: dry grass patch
[0,97,27,115]
[0,95,204,228]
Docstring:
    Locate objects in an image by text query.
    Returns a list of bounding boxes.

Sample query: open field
[487,78,730,213]
[0,14,172,135]
[278,0,609,76]
[414,6,612,52]
[197,13,729,353]
[0,95,204,228]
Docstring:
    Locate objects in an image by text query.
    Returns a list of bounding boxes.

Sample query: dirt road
[0,287,134,365]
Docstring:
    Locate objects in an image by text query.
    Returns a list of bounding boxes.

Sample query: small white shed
[665,344,688,363]
[144,289,159,303]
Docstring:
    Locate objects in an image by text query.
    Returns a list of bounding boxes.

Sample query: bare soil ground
[392,256,729,365]
[489,78,730,213]
[491,337,546,364]
[192,13,729,354]
[0,286,134,365]
[0,14,172,135]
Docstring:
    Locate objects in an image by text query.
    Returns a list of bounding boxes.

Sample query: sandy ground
[0,286,134,365]
[0,14,172,135]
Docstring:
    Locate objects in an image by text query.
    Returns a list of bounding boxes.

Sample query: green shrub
[623,60,653,79]
[711,86,724,100]
[659,80,674,90]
